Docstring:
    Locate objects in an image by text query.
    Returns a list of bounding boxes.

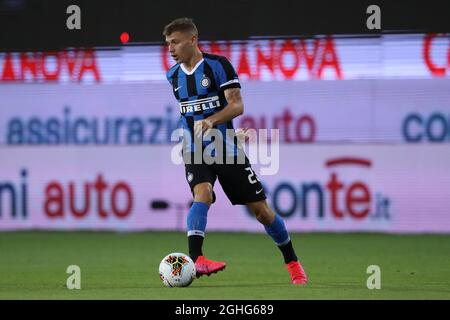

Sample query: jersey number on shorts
[245,167,260,184]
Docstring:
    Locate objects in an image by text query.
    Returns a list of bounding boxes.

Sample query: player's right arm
[194,87,244,136]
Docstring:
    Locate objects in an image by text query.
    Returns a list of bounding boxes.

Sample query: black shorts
[184,156,267,205]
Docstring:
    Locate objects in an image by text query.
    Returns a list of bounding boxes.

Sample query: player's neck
[182,49,203,72]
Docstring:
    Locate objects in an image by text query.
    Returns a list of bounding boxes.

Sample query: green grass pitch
[0,231,449,299]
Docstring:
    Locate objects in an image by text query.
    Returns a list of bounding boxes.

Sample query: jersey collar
[180,57,204,75]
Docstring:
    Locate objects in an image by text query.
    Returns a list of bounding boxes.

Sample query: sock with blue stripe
[264,214,298,264]
[187,201,209,262]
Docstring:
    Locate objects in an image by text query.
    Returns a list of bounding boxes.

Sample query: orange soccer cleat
[194,256,226,278]
[286,260,308,285]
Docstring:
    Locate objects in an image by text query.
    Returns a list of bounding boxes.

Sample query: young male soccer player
[163,17,308,284]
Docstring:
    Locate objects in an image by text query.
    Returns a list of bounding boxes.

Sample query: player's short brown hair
[163,17,198,37]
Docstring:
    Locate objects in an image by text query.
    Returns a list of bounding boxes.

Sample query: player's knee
[193,183,213,205]
[195,191,213,205]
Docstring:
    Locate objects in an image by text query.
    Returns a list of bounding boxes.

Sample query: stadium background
[1,33,449,233]
[0,0,449,300]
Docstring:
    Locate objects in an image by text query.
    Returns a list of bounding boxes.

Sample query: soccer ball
[159,252,196,287]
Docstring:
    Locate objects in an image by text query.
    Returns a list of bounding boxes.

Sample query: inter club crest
[201,75,210,88]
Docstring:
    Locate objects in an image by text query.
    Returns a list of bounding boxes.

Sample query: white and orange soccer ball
[159,252,196,287]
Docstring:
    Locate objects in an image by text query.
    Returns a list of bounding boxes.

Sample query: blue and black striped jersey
[166,52,241,157]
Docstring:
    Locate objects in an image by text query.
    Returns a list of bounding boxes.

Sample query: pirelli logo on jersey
[179,96,221,114]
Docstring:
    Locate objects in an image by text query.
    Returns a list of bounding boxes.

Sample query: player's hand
[194,119,214,137]
[235,128,250,142]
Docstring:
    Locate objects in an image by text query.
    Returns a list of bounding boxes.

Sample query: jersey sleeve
[166,72,172,85]
[216,57,241,91]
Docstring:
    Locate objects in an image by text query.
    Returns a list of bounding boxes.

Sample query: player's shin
[264,214,298,264]
[187,201,209,262]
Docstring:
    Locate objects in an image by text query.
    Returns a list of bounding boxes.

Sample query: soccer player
[163,17,308,284]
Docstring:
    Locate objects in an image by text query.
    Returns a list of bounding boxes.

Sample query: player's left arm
[194,88,244,136]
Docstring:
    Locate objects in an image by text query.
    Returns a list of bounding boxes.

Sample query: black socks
[188,235,204,262]
[278,240,298,264]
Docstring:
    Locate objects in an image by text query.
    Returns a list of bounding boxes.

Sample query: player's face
[165,31,196,64]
